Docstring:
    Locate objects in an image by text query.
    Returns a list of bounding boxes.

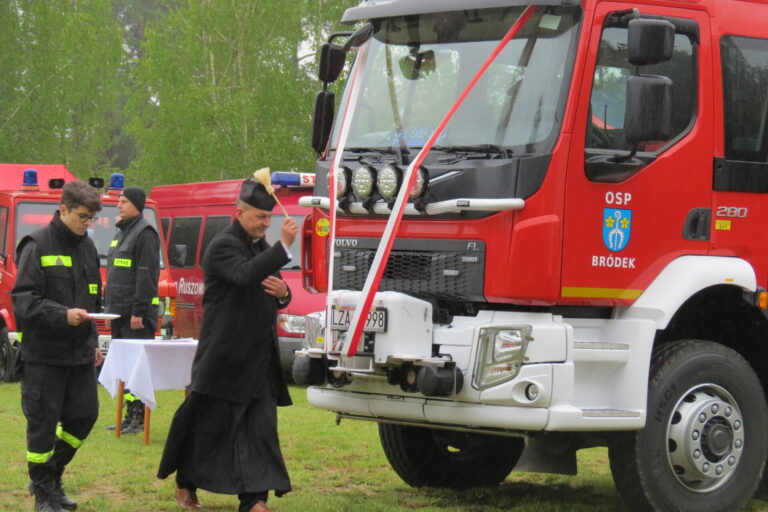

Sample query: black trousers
[21,363,98,486]
[110,314,155,340]
[111,315,154,421]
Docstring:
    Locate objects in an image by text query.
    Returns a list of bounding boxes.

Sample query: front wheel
[378,423,524,489]
[609,340,768,512]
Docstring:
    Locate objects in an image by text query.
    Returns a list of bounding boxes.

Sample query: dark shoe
[105,417,132,431]
[174,488,202,510]
[30,482,65,512]
[120,420,144,434]
[53,480,77,510]
[247,502,271,512]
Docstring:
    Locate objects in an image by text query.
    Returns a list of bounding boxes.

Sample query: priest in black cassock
[158,179,299,512]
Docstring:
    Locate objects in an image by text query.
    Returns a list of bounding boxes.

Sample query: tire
[0,328,16,383]
[378,423,524,489]
[609,340,768,512]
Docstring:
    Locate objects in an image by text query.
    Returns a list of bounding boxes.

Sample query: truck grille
[332,238,485,301]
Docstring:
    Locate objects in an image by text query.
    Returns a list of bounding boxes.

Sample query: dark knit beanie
[121,186,146,212]
[239,179,276,211]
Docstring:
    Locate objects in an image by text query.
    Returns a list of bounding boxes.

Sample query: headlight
[335,167,351,198]
[473,326,532,390]
[278,314,308,335]
[409,166,428,199]
[377,165,401,200]
[352,165,376,198]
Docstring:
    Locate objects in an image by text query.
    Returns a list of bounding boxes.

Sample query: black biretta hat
[239,179,276,211]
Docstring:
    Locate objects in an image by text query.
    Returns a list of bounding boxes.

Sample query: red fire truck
[295,1,768,510]
[149,172,325,376]
[0,165,177,382]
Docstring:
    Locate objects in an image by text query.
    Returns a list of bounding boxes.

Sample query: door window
[168,217,202,268]
[200,216,230,265]
[586,18,697,166]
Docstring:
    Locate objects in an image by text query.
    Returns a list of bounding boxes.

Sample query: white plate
[88,313,120,320]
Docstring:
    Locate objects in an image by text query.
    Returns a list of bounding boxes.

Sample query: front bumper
[300,290,655,432]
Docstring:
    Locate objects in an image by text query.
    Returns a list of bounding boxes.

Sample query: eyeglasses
[75,212,98,222]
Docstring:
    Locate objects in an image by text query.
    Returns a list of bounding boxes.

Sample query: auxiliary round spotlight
[335,167,351,198]
[352,165,376,198]
[409,166,429,199]
[525,383,540,401]
[377,165,402,201]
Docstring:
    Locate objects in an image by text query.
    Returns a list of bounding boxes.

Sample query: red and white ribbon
[342,6,536,357]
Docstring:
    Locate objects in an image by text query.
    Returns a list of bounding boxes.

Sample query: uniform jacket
[190,219,292,406]
[12,212,101,365]
[105,214,160,322]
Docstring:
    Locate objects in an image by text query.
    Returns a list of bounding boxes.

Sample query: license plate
[331,306,387,332]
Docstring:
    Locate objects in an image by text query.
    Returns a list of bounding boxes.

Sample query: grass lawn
[1,381,767,512]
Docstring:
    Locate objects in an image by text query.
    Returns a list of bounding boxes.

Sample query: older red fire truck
[0,166,177,382]
[295,0,768,510]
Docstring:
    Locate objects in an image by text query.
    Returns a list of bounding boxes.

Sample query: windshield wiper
[430,144,512,158]
[343,147,399,154]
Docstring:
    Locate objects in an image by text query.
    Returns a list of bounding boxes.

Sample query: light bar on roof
[271,171,316,188]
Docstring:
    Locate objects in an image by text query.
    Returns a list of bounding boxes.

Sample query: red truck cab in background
[0,165,177,382]
[149,172,325,376]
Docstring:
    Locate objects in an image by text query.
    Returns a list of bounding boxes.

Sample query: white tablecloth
[98,339,198,410]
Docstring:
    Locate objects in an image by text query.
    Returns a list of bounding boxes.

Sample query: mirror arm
[611,144,639,163]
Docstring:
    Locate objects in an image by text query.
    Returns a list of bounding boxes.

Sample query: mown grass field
[1,381,767,512]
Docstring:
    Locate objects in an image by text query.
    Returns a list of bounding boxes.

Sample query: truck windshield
[16,202,166,268]
[332,6,581,155]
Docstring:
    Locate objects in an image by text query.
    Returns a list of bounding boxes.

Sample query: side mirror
[628,19,675,66]
[318,43,346,83]
[624,74,672,144]
[170,244,187,267]
[312,90,336,154]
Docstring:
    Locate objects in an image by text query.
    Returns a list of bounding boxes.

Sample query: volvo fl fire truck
[294,0,768,510]
[0,166,177,382]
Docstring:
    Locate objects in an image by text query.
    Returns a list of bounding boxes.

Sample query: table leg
[143,406,151,445]
[115,381,124,438]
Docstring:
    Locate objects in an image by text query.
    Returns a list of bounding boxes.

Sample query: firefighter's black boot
[30,481,65,512]
[105,401,130,431]
[120,400,144,434]
[53,479,77,510]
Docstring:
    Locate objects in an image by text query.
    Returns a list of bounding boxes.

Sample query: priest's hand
[280,217,299,248]
[262,275,288,300]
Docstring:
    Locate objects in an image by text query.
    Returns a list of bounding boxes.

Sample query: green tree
[127,0,357,187]
[0,0,123,179]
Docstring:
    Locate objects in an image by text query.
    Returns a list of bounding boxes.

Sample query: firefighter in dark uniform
[104,186,160,434]
[158,179,298,512]
[12,181,104,512]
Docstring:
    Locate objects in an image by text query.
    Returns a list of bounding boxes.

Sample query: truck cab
[0,166,177,381]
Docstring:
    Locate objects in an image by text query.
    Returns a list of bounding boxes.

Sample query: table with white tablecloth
[98,338,198,444]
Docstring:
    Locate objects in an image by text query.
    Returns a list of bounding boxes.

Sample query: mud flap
[512,436,577,475]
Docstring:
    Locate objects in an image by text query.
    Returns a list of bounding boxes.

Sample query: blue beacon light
[23,169,38,187]
[271,172,301,187]
[109,172,125,191]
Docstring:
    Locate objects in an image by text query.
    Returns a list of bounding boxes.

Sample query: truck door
[168,216,203,338]
[711,35,768,286]
[561,4,712,305]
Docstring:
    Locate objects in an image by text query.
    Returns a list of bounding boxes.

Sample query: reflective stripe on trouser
[21,363,98,486]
